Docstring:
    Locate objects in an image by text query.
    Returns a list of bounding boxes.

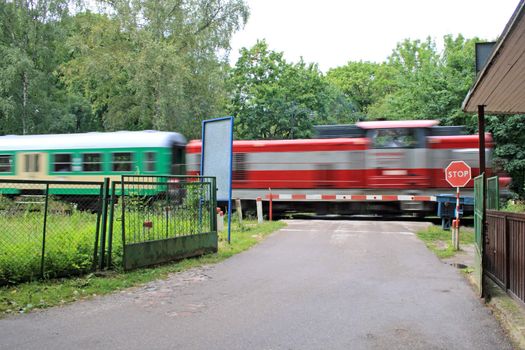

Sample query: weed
[416,225,474,259]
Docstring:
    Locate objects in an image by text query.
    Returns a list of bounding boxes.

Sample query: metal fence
[486,210,525,304]
[473,174,484,297]
[109,175,218,270]
[0,179,107,285]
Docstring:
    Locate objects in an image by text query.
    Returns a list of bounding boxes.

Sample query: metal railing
[486,210,525,305]
[109,175,217,270]
[0,179,107,285]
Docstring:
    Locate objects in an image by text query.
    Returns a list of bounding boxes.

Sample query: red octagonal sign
[445,161,472,187]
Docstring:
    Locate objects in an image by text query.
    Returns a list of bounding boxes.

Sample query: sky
[229,0,520,72]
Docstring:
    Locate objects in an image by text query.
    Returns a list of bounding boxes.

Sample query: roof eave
[462,0,525,113]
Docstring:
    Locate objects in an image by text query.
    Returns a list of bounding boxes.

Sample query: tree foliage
[326,61,396,116]
[227,40,354,139]
[326,34,479,126]
[1,0,248,138]
[487,115,525,198]
[59,0,248,139]
[0,0,79,134]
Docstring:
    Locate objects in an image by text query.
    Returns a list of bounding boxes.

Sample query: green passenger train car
[0,130,187,194]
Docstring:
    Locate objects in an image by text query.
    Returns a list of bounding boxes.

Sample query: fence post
[93,183,104,270]
[99,177,110,270]
[210,178,217,233]
[40,184,50,278]
[121,179,126,269]
[107,182,116,269]
[505,213,510,290]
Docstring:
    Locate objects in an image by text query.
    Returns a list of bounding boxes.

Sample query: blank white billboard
[201,117,233,201]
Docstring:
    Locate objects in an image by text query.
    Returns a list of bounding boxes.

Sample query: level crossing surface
[0,220,512,349]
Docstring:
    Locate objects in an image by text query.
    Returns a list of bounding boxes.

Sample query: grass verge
[0,219,286,317]
[416,225,474,259]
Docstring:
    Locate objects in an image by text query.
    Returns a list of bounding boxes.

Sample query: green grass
[0,210,99,284]
[416,225,474,259]
[0,219,286,317]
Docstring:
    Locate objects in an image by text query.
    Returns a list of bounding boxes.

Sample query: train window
[53,154,72,172]
[112,152,133,172]
[370,129,417,149]
[144,152,156,172]
[0,155,12,172]
[233,153,247,180]
[83,153,102,172]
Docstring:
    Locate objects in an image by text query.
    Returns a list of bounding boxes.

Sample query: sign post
[445,161,472,250]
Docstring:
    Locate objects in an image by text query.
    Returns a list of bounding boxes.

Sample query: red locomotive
[186,120,504,216]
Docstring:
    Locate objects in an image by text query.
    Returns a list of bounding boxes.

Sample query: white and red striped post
[216,207,224,232]
[453,186,461,250]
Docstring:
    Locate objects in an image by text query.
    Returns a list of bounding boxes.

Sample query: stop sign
[445,161,472,187]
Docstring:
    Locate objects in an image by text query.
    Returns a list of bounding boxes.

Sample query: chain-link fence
[0,179,106,285]
[108,175,217,270]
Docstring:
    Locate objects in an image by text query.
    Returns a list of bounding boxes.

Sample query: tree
[439,34,479,127]
[227,40,354,139]
[0,0,81,134]
[487,115,525,198]
[60,0,249,138]
[360,35,479,125]
[326,61,396,116]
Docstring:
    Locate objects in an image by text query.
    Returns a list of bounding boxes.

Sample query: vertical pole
[454,186,460,250]
[99,177,110,270]
[227,199,232,244]
[40,184,50,278]
[478,104,487,298]
[93,183,103,270]
[107,182,116,268]
[165,181,169,238]
[505,214,509,290]
[269,188,273,221]
[478,105,486,176]
[121,179,127,270]
[256,197,263,224]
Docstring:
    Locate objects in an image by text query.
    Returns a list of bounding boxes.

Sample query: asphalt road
[0,220,513,350]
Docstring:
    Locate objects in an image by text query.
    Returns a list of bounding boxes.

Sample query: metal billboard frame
[201,116,234,243]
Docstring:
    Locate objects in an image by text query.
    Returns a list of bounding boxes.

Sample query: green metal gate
[111,175,218,270]
[474,174,484,297]
[487,176,500,210]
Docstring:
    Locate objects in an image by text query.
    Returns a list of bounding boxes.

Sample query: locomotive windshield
[370,128,418,148]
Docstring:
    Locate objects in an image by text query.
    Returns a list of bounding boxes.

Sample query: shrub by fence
[0,180,106,285]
